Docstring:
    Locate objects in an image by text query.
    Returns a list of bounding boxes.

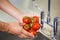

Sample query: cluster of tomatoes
[22,16,41,36]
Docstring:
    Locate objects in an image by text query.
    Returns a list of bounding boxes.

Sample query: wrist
[4,22,9,32]
[17,15,24,23]
[0,21,8,32]
[18,16,23,23]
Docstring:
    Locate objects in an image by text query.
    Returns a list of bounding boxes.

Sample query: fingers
[16,22,24,26]
[18,34,27,38]
[18,34,31,39]
[19,23,24,26]
[22,29,34,38]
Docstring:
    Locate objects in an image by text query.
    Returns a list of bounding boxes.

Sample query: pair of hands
[6,22,34,39]
[7,13,37,39]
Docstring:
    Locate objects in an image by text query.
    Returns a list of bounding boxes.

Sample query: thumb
[19,23,24,26]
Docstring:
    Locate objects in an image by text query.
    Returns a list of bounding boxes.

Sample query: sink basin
[33,32,50,40]
[0,32,50,40]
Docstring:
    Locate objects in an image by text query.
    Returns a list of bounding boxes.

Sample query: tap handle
[53,17,58,39]
[41,11,44,29]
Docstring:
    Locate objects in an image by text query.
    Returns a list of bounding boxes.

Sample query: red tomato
[31,16,39,23]
[23,24,30,31]
[29,30,37,36]
[32,22,41,31]
[22,16,31,24]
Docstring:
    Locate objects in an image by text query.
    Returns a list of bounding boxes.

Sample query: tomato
[23,24,30,31]
[32,22,41,31]
[29,30,37,36]
[22,16,31,24]
[31,16,39,23]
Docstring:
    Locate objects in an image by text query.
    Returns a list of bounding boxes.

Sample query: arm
[0,0,24,22]
[0,21,34,38]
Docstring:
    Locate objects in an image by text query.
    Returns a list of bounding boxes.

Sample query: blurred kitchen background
[0,0,60,40]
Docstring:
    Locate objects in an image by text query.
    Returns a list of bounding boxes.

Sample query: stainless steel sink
[0,32,50,40]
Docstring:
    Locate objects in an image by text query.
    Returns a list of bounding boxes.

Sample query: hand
[6,22,34,38]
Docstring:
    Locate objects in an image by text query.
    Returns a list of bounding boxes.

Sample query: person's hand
[6,22,34,39]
